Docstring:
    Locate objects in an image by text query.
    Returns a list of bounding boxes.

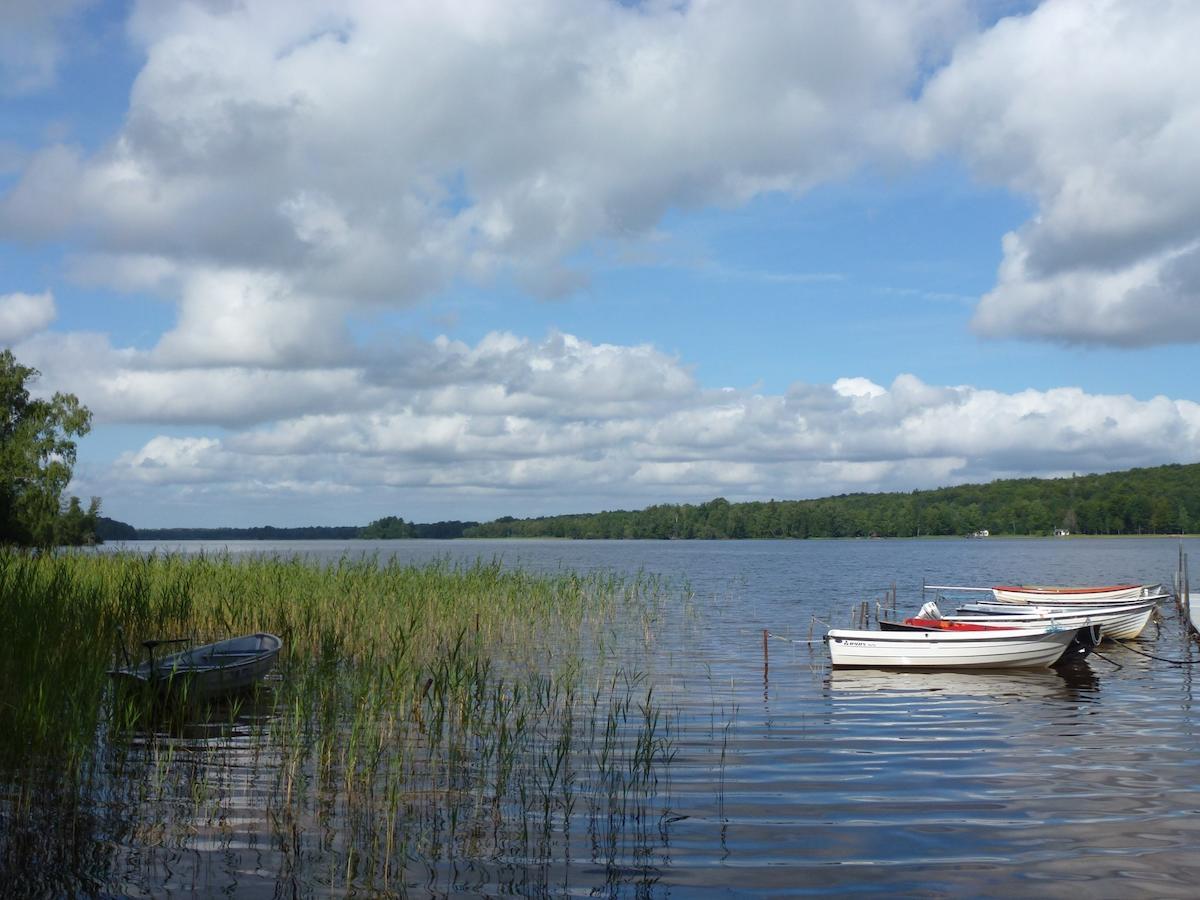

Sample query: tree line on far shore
[99,517,481,542]
[462,463,1200,540]
[61,460,1200,545]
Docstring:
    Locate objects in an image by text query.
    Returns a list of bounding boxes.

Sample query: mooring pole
[1185,552,1191,626]
[762,628,769,685]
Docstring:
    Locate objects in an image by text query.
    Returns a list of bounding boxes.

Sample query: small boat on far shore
[110,632,282,700]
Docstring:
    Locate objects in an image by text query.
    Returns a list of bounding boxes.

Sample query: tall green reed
[0,548,685,895]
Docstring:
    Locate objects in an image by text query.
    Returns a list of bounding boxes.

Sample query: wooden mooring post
[1183,551,1191,626]
[762,627,769,685]
[1176,541,1193,635]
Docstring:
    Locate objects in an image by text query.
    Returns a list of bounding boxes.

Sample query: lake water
[84,535,1200,896]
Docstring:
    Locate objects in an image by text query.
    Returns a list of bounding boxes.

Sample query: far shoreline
[98,532,1200,544]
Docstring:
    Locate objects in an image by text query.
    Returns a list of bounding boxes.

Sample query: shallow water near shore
[9,536,1200,896]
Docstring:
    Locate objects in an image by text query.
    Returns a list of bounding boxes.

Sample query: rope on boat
[1109,639,1200,666]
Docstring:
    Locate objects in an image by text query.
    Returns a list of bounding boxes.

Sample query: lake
[24,537,1200,895]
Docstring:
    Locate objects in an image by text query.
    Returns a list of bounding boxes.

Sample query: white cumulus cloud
[918,0,1200,345]
[0,0,965,367]
[5,1,1200,526]
[34,327,1195,524]
[0,291,57,343]
[4,0,1200,357]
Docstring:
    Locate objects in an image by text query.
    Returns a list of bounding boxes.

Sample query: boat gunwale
[992,583,1141,595]
[951,599,1157,618]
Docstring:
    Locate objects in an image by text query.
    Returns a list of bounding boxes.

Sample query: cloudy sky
[2,0,1199,528]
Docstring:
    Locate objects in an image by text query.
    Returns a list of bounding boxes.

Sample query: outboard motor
[916,600,942,620]
[1055,623,1102,666]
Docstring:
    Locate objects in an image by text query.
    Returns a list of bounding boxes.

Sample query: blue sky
[1,0,1198,528]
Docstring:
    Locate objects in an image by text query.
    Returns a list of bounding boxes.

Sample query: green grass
[0,548,686,895]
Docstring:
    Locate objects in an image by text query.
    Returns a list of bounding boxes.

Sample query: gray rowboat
[111,632,282,700]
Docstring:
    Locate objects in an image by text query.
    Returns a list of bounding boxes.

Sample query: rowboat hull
[947,599,1157,640]
[991,584,1159,604]
[826,625,1082,669]
[878,618,1101,663]
[111,632,282,700]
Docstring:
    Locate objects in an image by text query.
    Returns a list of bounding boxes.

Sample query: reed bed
[0,548,688,895]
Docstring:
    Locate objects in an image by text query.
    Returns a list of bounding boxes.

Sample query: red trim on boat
[902,618,1014,631]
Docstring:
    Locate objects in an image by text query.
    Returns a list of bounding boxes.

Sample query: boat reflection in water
[826,663,1101,703]
[101,680,286,893]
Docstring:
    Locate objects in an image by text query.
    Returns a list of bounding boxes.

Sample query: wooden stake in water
[762,628,769,685]
[1175,545,1185,604]
[1184,552,1191,633]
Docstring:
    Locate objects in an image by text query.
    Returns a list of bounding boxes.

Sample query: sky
[1,0,1199,529]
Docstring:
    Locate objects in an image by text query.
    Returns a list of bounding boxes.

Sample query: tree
[54,495,101,546]
[0,350,93,547]
[358,515,416,539]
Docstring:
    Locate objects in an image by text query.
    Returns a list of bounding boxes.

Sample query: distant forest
[95,462,1200,542]
[94,517,479,542]
[95,521,363,541]
[463,463,1200,540]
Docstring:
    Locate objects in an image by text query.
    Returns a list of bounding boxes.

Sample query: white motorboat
[990,583,1160,604]
[111,632,282,699]
[926,582,1164,606]
[943,598,1158,640]
[826,624,1085,669]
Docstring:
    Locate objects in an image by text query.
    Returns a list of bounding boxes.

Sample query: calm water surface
[96,537,1200,895]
